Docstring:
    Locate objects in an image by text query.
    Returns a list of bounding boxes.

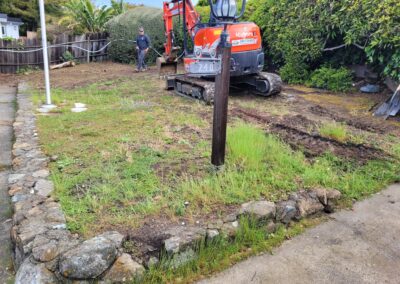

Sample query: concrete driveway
[0,85,16,283]
[200,184,400,284]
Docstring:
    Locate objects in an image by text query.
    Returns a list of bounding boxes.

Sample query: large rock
[275,200,298,224]
[158,226,206,269]
[206,229,220,240]
[15,201,67,250]
[164,236,181,254]
[163,226,206,254]
[170,248,197,269]
[59,232,123,279]
[9,184,23,196]
[102,253,144,283]
[239,201,276,222]
[34,179,54,197]
[8,173,25,184]
[98,231,125,248]
[289,190,324,218]
[221,220,239,237]
[15,257,58,284]
[32,169,50,179]
[313,188,342,206]
[32,229,80,263]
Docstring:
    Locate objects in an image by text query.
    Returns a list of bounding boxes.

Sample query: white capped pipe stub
[74,103,86,108]
[71,102,88,112]
[71,108,88,113]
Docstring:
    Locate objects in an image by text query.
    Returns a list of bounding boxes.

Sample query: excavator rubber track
[252,72,283,97]
[167,75,215,104]
[166,72,283,104]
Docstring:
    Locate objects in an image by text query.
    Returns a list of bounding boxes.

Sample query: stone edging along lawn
[8,82,341,283]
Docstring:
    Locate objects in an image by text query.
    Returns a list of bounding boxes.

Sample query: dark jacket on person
[136,34,151,50]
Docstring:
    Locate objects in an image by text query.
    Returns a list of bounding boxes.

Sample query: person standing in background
[135,27,151,72]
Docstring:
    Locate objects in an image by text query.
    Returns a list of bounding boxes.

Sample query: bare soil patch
[0,73,17,88]
[231,107,387,164]
[308,104,395,134]
[22,62,136,90]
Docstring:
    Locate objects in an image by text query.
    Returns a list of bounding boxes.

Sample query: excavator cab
[213,0,237,18]
[158,0,282,103]
[157,0,242,77]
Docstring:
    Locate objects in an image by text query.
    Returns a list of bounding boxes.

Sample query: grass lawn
[32,70,400,238]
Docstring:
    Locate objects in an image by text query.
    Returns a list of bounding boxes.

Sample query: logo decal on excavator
[194,38,220,58]
[232,38,257,46]
[235,31,253,38]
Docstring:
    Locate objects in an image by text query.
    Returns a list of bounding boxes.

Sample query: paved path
[0,85,16,283]
[201,184,400,284]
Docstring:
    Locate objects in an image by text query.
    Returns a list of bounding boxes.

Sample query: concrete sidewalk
[201,184,400,284]
[0,85,16,283]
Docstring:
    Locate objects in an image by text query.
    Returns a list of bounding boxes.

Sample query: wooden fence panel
[0,32,109,73]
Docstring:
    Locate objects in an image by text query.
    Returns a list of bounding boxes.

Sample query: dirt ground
[0,73,17,88]
[23,61,135,90]
[19,61,400,195]
[12,62,400,261]
[21,61,400,167]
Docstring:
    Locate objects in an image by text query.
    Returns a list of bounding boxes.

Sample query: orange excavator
[157,0,282,103]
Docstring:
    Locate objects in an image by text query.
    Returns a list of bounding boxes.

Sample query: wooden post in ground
[211,28,231,168]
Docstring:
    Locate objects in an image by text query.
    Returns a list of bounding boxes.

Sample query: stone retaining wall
[8,83,342,283]
[10,83,144,283]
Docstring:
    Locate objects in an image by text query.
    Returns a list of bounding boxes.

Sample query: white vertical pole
[38,0,54,107]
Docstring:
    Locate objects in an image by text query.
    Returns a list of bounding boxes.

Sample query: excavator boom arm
[162,0,200,59]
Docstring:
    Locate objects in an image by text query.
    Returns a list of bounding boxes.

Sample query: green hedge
[306,67,353,92]
[251,0,400,82]
[106,6,190,65]
[106,7,165,64]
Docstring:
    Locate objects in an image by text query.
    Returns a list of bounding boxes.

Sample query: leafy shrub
[196,5,210,22]
[61,51,75,62]
[2,36,14,42]
[106,6,189,65]
[251,0,400,81]
[107,7,170,64]
[59,0,114,33]
[16,66,40,75]
[106,7,164,64]
[279,59,310,84]
[306,67,353,92]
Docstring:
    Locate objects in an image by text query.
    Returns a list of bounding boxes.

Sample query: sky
[94,0,199,8]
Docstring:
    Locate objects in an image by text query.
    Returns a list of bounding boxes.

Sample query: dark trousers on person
[137,49,147,70]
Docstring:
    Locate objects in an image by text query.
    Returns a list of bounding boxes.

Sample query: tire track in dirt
[308,105,395,134]
[231,107,388,164]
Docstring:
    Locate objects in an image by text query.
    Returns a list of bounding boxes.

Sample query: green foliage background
[106,7,165,64]
[8,0,396,85]
[250,0,400,82]
[0,0,67,33]
[106,0,398,85]
[106,6,189,64]
[307,67,353,92]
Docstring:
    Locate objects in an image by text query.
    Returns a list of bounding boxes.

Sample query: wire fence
[0,32,108,73]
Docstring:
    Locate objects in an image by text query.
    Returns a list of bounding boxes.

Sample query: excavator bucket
[374,85,400,119]
[157,57,178,77]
